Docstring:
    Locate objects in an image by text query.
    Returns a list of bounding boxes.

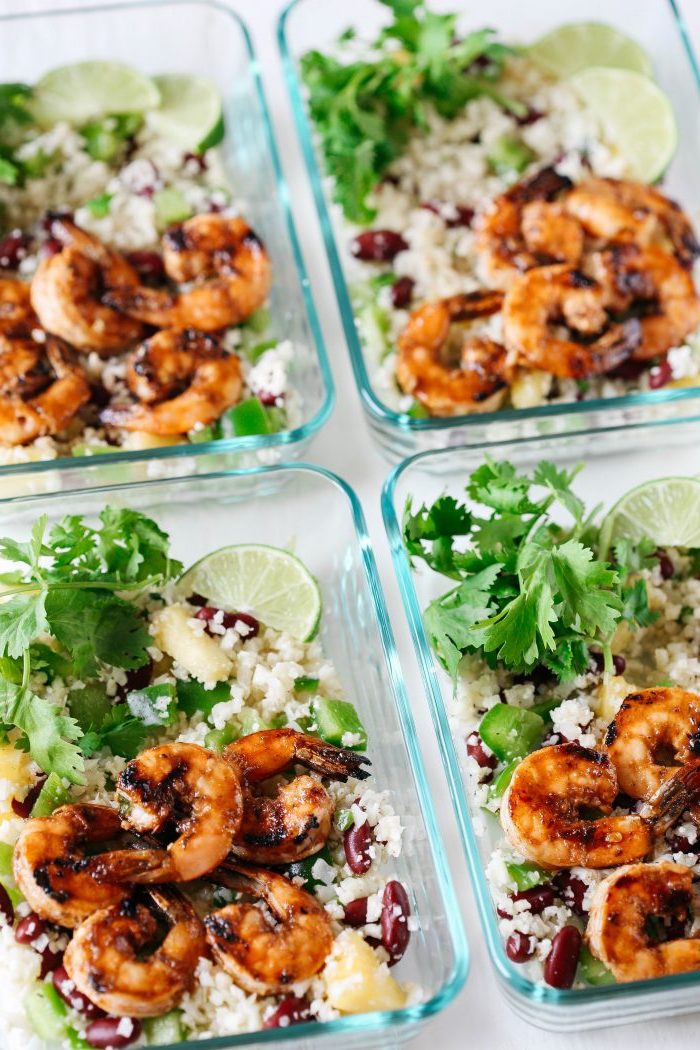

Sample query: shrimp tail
[294,740,371,781]
[103,287,180,327]
[640,763,700,833]
[91,848,175,884]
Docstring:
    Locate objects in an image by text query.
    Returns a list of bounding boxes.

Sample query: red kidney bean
[39,237,63,260]
[350,229,408,262]
[125,250,165,283]
[544,926,581,988]
[42,210,73,233]
[506,932,533,963]
[466,731,497,771]
[655,549,674,580]
[588,651,625,676]
[53,966,105,1019]
[258,390,282,407]
[613,654,627,675]
[85,1017,142,1049]
[381,880,411,964]
[39,946,63,978]
[195,606,260,638]
[183,151,208,172]
[344,820,373,874]
[668,833,700,854]
[420,200,474,228]
[0,883,13,925]
[123,658,154,694]
[343,897,369,927]
[554,873,588,917]
[649,359,673,390]
[263,997,313,1029]
[0,231,31,270]
[15,912,45,944]
[516,106,544,127]
[12,775,47,818]
[511,886,556,915]
[390,276,415,309]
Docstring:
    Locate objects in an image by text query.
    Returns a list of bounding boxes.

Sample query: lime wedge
[30,61,160,128]
[178,544,322,641]
[599,477,700,557]
[148,74,223,152]
[569,67,677,183]
[527,22,653,79]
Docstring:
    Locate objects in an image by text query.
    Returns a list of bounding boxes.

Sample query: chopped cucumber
[335,808,354,832]
[153,187,193,229]
[188,420,223,444]
[243,306,271,335]
[31,772,71,817]
[578,944,615,985]
[478,705,544,762]
[0,841,13,876]
[204,725,238,753]
[25,983,69,1042]
[236,708,272,735]
[407,400,430,419]
[294,675,320,694]
[143,1010,185,1045]
[311,697,367,749]
[85,191,113,217]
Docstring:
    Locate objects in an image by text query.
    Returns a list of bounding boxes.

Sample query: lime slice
[569,67,677,183]
[527,22,653,79]
[148,74,223,152]
[30,61,160,128]
[599,477,700,557]
[178,544,322,641]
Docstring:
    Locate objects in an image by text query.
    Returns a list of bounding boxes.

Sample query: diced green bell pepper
[126,683,178,727]
[176,679,230,718]
[153,187,193,228]
[311,697,367,749]
[335,808,354,832]
[25,983,69,1042]
[505,861,551,892]
[294,675,320,694]
[529,696,562,723]
[31,772,71,817]
[243,306,271,335]
[487,134,536,176]
[487,758,519,801]
[283,844,333,891]
[478,704,544,762]
[0,842,13,876]
[229,397,271,437]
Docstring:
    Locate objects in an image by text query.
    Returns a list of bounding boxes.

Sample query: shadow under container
[0,0,333,495]
[0,460,467,1049]
[383,417,700,1029]
[279,0,700,463]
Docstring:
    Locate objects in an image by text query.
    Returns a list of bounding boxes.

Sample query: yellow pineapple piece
[122,431,184,451]
[0,744,34,822]
[152,604,232,684]
[510,369,553,409]
[323,930,407,1014]
[593,675,634,726]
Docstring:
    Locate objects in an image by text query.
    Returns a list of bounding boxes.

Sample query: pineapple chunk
[323,930,407,1014]
[152,605,232,684]
[510,369,553,409]
[593,675,633,726]
[0,744,34,822]
[122,431,184,451]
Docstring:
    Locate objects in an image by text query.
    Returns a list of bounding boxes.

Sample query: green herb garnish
[0,508,180,783]
[404,458,657,681]
[301,0,516,223]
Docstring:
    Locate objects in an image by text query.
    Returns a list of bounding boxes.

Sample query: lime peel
[30,61,160,128]
[527,22,653,79]
[599,477,700,558]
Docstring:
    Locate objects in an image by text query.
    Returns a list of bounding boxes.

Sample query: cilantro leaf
[79,703,150,760]
[0,591,48,660]
[0,679,84,784]
[45,590,150,676]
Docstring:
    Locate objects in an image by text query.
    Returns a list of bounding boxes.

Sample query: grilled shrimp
[13,804,130,927]
[104,215,271,331]
[395,290,512,416]
[64,888,207,1017]
[0,336,91,445]
[591,243,700,360]
[587,862,700,982]
[225,729,370,864]
[477,166,582,289]
[204,862,333,994]
[0,277,36,336]
[501,264,641,379]
[30,219,144,354]
[501,743,654,869]
[564,178,700,269]
[604,687,700,802]
[102,743,243,882]
[100,328,243,435]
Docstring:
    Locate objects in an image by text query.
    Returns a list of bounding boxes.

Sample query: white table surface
[3,0,700,1046]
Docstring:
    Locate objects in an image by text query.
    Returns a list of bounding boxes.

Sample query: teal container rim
[278,0,700,436]
[381,414,700,1007]
[4,457,468,1046]
[0,0,334,479]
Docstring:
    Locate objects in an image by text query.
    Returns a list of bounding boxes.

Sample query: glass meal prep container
[0,0,333,496]
[0,459,466,1050]
[382,416,700,1030]
[279,0,700,464]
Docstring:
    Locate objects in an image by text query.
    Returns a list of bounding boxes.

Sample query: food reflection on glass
[0,512,417,1044]
[302,3,700,419]
[0,64,298,467]
[403,462,700,987]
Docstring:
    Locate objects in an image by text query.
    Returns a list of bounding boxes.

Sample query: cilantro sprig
[404,459,657,681]
[0,508,181,784]
[301,0,516,223]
